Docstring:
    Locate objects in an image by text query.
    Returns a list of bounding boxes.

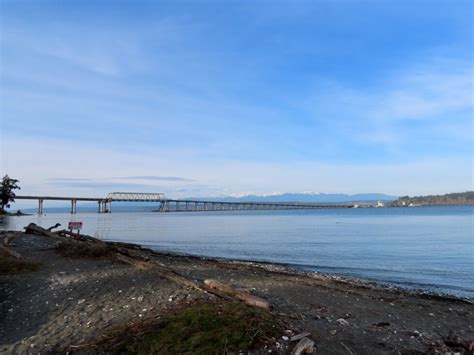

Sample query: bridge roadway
[15,192,354,214]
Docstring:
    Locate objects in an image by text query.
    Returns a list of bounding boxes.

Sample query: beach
[1,228,473,354]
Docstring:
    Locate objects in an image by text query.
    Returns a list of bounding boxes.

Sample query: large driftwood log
[55,230,101,243]
[204,279,271,310]
[25,224,100,244]
[25,223,64,239]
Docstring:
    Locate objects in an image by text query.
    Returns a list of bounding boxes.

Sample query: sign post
[68,221,83,238]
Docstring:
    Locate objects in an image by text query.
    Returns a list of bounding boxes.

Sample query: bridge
[15,192,354,214]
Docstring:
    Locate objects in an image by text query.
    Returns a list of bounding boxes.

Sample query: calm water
[2,206,473,298]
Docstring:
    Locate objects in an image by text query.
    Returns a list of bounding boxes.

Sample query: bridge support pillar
[38,199,43,214]
[99,201,107,213]
[71,200,77,214]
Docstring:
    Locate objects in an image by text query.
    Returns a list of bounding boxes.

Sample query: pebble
[282,336,289,341]
[337,318,349,326]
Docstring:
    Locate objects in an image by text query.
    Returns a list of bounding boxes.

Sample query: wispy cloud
[48,180,162,190]
[369,59,473,122]
[48,178,94,182]
[121,176,194,182]
[297,58,473,151]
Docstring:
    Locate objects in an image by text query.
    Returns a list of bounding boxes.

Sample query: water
[2,205,473,298]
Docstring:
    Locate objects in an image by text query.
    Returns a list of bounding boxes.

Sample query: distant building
[375,201,385,208]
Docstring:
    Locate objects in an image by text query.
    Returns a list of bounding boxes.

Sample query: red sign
[68,221,83,230]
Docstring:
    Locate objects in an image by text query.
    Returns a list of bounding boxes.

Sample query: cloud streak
[121,176,194,182]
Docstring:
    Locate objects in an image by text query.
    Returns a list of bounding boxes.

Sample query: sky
[1,0,473,205]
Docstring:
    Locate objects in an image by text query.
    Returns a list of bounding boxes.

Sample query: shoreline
[142,247,474,304]
[1,228,473,354]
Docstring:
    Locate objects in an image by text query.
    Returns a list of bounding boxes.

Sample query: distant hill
[182,192,398,203]
[391,191,474,206]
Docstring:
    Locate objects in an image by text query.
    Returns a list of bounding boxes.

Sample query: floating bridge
[15,192,354,214]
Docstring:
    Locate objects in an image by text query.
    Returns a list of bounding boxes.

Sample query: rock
[282,335,289,341]
[336,318,349,326]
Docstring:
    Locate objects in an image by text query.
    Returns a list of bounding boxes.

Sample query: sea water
[2,205,473,298]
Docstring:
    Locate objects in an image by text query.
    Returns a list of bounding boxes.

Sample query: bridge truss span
[106,192,167,202]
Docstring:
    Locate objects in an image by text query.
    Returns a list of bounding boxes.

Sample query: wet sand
[1,230,473,354]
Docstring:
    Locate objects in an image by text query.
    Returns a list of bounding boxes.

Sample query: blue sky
[1,0,473,202]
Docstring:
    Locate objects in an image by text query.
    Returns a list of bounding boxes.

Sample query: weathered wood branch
[291,337,315,355]
[47,223,61,232]
[290,332,311,342]
[3,234,15,246]
[204,279,271,310]
[0,245,24,259]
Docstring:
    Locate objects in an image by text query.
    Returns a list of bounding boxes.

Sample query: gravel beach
[1,230,473,354]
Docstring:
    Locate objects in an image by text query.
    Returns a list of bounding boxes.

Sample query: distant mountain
[182,193,398,203]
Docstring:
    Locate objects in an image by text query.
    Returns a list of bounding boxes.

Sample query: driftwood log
[204,279,271,310]
[25,223,65,240]
[22,223,271,309]
[291,337,315,355]
[47,223,62,232]
[3,233,15,246]
[290,332,312,342]
[0,245,24,259]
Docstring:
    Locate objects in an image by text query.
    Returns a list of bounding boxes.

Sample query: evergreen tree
[0,175,21,211]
